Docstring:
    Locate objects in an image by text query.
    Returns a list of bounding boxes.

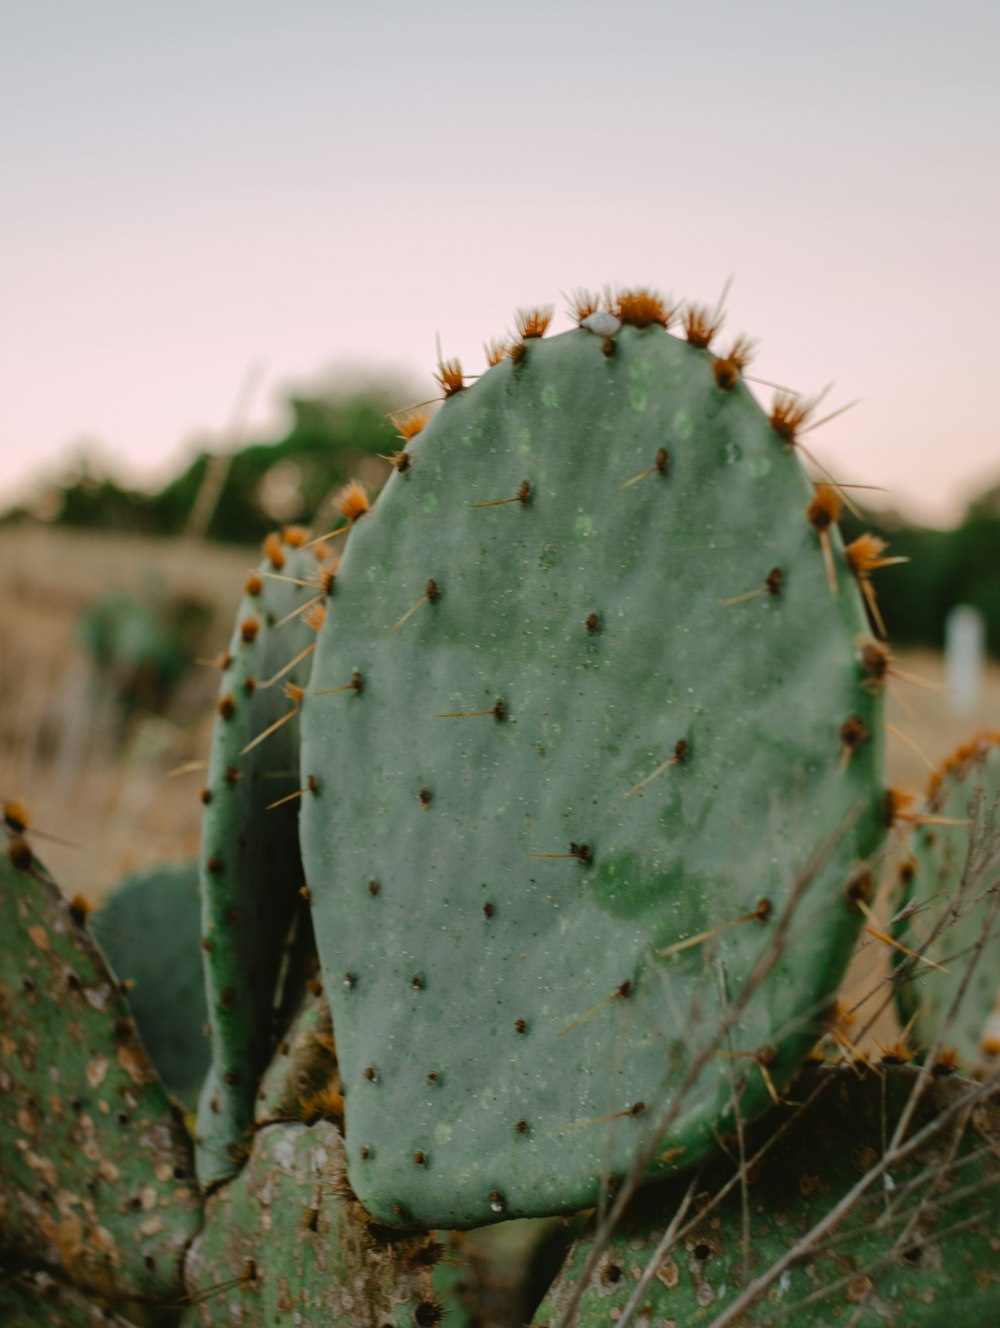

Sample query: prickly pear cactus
[90,860,208,1110]
[182,1120,443,1327]
[534,1065,1000,1326]
[893,732,1000,1068]
[300,297,887,1228]
[196,530,331,1184]
[0,838,201,1304]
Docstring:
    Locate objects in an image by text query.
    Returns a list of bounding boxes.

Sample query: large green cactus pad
[894,733,1000,1068]
[301,316,886,1227]
[534,1065,1000,1326]
[90,860,208,1111]
[0,848,201,1304]
[182,1120,441,1327]
[196,534,327,1184]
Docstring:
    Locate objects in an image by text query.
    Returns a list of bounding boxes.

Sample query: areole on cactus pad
[299,294,888,1229]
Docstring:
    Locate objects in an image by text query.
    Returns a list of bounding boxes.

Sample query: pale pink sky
[2,1,997,527]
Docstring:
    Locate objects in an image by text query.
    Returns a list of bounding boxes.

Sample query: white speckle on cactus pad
[580,311,621,337]
[273,1134,296,1173]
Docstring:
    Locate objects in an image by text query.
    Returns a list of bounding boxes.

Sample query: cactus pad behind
[301,318,886,1228]
[90,860,208,1110]
[0,1274,140,1327]
[894,733,1000,1068]
[196,534,326,1184]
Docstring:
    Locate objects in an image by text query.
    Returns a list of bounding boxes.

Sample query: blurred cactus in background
[78,575,211,727]
[7,378,411,550]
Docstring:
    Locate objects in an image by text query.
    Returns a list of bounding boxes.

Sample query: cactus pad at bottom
[534,1065,1000,1326]
[182,1120,442,1327]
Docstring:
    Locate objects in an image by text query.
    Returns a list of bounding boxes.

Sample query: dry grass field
[2,519,997,1051]
[0,522,251,895]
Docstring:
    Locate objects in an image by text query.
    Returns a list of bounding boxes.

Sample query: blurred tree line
[18,380,404,546]
[841,480,1000,658]
[4,379,998,658]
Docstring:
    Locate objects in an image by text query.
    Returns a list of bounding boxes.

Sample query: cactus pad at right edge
[893,733,1000,1068]
[301,306,887,1228]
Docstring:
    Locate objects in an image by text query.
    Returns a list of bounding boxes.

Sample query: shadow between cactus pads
[300,319,887,1229]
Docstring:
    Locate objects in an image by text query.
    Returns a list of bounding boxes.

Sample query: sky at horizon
[3,1,998,528]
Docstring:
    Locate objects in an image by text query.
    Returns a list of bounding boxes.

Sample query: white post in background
[945,604,985,716]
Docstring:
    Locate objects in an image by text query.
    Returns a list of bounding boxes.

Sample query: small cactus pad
[254,982,340,1126]
[196,534,329,1184]
[534,1065,1000,1326]
[301,315,886,1226]
[894,733,1000,1068]
[90,860,208,1110]
[182,1120,441,1327]
[0,846,201,1303]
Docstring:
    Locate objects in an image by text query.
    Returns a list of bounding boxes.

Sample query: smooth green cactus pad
[0,843,201,1305]
[90,860,208,1110]
[893,732,1000,1069]
[196,532,330,1184]
[534,1065,1000,1326]
[300,303,887,1228]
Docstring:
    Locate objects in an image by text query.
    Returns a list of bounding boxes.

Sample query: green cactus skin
[0,847,202,1305]
[182,1120,442,1327]
[195,533,329,1185]
[0,1272,140,1327]
[90,861,209,1111]
[893,733,1000,1069]
[300,314,886,1228]
[533,1065,1000,1327]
